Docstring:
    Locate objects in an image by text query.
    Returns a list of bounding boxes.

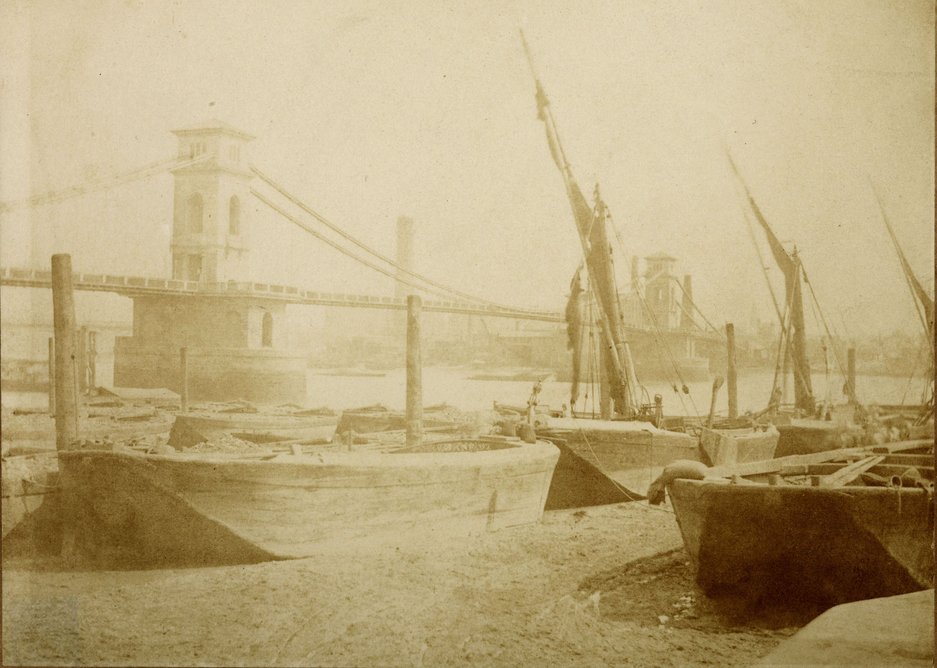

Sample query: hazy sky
[1,0,933,337]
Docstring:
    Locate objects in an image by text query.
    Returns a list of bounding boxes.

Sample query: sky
[0,0,933,337]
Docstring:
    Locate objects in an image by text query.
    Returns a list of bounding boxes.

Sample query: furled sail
[728,155,815,413]
[565,265,584,407]
[875,194,935,348]
[524,34,637,416]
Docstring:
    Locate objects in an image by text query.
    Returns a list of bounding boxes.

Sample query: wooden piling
[47,337,55,415]
[88,330,97,389]
[52,254,79,450]
[846,347,857,403]
[179,346,189,412]
[76,326,88,393]
[406,295,423,447]
[726,323,738,419]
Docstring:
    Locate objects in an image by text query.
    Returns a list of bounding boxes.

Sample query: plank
[818,456,885,488]
[709,439,932,478]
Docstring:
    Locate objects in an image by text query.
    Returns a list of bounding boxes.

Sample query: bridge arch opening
[261,312,273,348]
[229,196,240,235]
[187,194,204,233]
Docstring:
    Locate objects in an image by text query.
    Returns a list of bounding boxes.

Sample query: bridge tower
[113,121,306,404]
[170,120,252,283]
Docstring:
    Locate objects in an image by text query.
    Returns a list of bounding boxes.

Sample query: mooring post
[76,326,88,394]
[726,323,738,419]
[846,347,857,403]
[52,254,79,450]
[47,336,56,415]
[406,295,423,447]
[179,346,189,412]
[87,330,97,389]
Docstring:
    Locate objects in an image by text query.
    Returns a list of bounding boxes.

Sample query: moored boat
[517,41,780,510]
[58,436,560,568]
[660,439,934,608]
[168,408,338,449]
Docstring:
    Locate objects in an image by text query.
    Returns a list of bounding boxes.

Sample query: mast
[727,154,815,413]
[522,32,638,417]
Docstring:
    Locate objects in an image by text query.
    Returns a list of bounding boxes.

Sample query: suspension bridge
[0,121,720,402]
[0,121,720,339]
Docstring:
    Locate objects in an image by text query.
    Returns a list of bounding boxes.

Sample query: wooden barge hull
[698,425,779,466]
[541,419,778,509]
[540,419,698,508]
[775,419,864,457]
[58,440,559,568]
[168,412,338,448]
[668,478,934,607]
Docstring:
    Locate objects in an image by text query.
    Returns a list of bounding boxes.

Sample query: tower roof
[645,252,678,262]
[171,119,255,141]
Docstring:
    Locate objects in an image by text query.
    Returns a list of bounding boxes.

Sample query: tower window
[229,196,240,235]
[228,145,240,163]
[189,141,206,158]
[187,193,203,233]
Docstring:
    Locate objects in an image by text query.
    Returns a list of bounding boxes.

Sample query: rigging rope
[667,275,725,338]
[800,264,851,389]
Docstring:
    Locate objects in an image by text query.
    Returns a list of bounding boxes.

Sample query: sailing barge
[662,439,934,608]
[519,37,779,509]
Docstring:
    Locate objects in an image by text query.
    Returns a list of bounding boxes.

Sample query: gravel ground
[2,501,796,666]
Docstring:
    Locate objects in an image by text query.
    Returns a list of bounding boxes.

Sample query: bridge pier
[114,294,306,404]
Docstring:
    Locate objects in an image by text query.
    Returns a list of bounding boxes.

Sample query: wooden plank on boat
[817,455,885,488]
[708,439,932,478]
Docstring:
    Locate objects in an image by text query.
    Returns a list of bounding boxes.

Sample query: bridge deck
[0,266,719,339]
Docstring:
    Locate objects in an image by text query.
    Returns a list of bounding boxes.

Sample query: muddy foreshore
[2,501,799,667]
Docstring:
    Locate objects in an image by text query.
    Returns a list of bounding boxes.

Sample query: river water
[2,362,926,418]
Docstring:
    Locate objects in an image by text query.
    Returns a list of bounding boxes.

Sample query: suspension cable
[0,154,210,213]
[252,188,506,305]
[250,165,547,315]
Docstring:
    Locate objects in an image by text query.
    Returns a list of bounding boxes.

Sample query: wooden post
[179,346,189,412]
[52,254,79,450]
[726,323,738,419]
[707,376,724,428]
[76,326,88,393]
[846,347,857,403]
[47,337,55,415]
[406,295,422,447]
[87,330,97,390]
[599,344,612,420]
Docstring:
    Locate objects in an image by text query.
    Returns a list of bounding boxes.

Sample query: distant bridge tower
[644,252,679,331]
[170,121,253,283]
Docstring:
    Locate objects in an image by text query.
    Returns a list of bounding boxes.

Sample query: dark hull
[669,478,934,608]
[775,420,865,457]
